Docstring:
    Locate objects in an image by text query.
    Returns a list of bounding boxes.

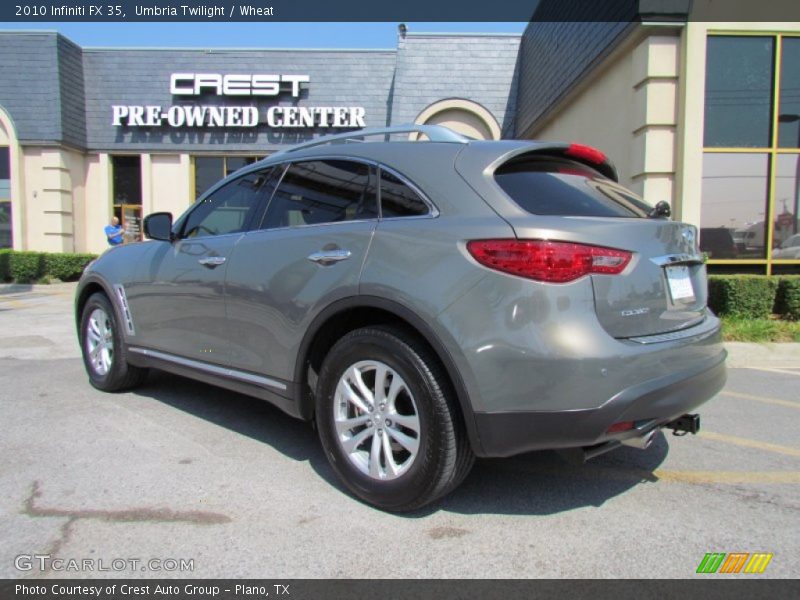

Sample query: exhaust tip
[621,428,658,450]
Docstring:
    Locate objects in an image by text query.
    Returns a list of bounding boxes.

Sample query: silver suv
[76,125,726,511]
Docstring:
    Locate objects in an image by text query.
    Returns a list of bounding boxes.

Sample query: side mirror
[143,212,173,241]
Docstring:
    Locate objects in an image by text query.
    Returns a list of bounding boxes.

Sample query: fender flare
[75,273,118,331]
[293,295,484,454]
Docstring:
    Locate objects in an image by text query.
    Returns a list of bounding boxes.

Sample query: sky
[0,22,527,48]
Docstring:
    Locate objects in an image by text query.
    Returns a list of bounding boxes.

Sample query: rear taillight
[466,240,632,283]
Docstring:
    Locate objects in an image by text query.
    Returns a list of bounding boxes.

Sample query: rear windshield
[494,157,652,218]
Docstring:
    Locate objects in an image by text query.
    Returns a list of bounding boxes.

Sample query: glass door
[120,204,143,244]
[111,155,143,243]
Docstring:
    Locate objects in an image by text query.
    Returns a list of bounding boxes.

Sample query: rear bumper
[473,349,727,457]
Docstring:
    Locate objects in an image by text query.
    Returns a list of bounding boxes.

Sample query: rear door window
[380,170,430,217]
[260,160,377,230]
[494,157,652,218]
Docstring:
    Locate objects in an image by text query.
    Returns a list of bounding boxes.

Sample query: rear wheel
[315,325,474,511]
[79,292,147,392]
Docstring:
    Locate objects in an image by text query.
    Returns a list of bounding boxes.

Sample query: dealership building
[0,7,798,275]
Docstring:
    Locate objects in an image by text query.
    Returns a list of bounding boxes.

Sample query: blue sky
[0,22,526,48]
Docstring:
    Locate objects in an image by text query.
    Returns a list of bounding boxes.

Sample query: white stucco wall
[149,154,192,220]
[20,146,85,253]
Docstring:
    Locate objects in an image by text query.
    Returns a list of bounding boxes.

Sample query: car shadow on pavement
[134,370,670,517]
[133,370,343,484]
[431,436,669,517]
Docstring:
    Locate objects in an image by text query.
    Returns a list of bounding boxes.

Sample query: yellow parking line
[652,470,800,484]
[700,430,800,457]
[722,390,800,410]
[0,300,24,309]
[497,462,800,485]
[523,465,800,485]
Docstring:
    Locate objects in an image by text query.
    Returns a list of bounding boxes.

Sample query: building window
[774,154,800,255]
[702,34,800,274]
[0,147,11,249]
[112,155,142,243]
[193,155,262,200]
[778,37,800,148]
[704,36,774,149]
[701,154,769,259]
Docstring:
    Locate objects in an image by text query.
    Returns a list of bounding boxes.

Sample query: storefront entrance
[112,155,143,243]
[117,204,143,244]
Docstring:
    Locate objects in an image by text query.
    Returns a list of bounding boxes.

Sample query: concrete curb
[0,282,78,295]
[724,342,800,369]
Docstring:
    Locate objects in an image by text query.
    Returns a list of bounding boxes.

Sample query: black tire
[315,325,474,512]
[79,292,148,392]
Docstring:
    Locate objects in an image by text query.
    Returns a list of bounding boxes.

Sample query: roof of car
[222,125,620,190]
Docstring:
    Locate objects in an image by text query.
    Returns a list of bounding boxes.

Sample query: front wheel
[315,326,474,512]
[79,292,147,392]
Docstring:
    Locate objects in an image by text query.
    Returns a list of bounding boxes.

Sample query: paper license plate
[666,265,695,301]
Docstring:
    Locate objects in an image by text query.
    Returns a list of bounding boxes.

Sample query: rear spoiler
[455,140,619,184]
[508,143,619,182]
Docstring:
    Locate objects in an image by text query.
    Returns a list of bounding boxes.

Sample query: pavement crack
[49,517,78,557]
[19,481,230,577]
[23,480,232,527]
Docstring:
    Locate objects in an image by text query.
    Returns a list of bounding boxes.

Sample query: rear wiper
[648,200,671,219]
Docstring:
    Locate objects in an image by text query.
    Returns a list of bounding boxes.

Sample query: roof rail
[272,124,469,156]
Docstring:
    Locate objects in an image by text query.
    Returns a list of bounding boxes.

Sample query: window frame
[255,158,379,232]
[703,31,800,274]
[377,164,439,221]
[250,156,438,233]
[177,166,278,240]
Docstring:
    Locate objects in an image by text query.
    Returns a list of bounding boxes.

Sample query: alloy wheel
[85,307,114,376]
[333,360,421,481]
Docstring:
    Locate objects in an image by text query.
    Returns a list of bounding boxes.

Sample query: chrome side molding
[128,346,288,391]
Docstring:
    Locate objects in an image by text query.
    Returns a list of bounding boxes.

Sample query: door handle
[307,249,352,266]
[198,256,227,268]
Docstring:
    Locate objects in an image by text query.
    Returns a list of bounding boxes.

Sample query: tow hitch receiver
[667,413,700,436]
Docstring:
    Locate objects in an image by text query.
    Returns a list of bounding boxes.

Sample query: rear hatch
[457,144,706,339]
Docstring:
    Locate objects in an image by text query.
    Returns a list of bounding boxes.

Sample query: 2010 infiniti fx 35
[76,125,726,511]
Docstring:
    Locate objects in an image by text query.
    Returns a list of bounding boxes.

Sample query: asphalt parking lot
[1,283,798,579]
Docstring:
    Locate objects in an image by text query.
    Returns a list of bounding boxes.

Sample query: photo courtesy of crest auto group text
[0,0,799,593]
